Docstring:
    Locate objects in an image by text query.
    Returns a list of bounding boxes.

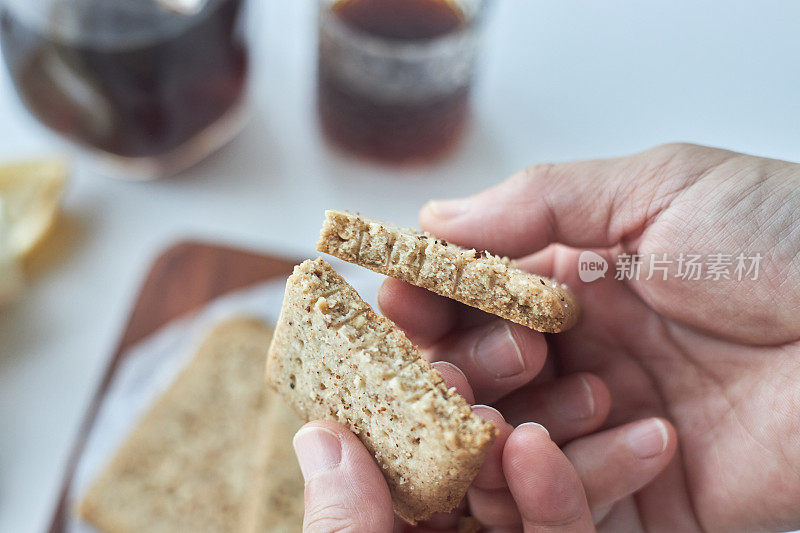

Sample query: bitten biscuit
[266,259,497,524]
[317,209,579,333]
[78,318,275,533]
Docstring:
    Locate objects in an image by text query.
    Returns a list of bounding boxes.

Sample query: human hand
[295,143,800,531]
[391,143,798,531]
[292,364,645,533]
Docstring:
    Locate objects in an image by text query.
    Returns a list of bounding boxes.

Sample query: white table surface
[0,1,798,531]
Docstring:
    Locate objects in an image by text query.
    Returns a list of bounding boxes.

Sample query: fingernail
[625,418,668,459]
[431,361,468,382]
[551,375,595,421]
[293,426,342,481]
[518,421,550,438]
[473,323,525,378]
[425,198,470,219]
[471,404,503,419]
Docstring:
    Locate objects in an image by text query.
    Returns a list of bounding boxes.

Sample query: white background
[0,1,798,531]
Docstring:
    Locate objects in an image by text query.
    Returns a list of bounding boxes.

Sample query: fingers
[467,486,522,528]
[425,320,548,404]
[294,421,394,533]
[503,423,595,531]
[563,417,677,523]
[419,143,734,257]
[378,278,496,349]
[378,278,459,347]
[494,373,611,444]
[470,414,677,530]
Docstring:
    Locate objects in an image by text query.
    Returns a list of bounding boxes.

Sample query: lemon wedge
[0,159,67,305]
[0,198,25,305]
[0,159,67,259]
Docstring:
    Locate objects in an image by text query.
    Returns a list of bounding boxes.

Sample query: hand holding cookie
[298,143,800,532]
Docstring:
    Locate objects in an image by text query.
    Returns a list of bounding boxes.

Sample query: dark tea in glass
[0,0,248,178]
[318,0,486,164]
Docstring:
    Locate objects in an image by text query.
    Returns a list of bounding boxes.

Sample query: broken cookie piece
[266,258,496,524]
[316,209,579,333]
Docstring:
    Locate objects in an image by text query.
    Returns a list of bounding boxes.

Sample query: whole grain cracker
[317,209,579,333]
[78,318,275,533]
[266,259,497,524]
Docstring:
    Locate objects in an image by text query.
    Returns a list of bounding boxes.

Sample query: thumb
[293,421,394,533]
[420,143,734,258]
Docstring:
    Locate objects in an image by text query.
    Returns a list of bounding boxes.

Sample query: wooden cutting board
[47,241,297,532]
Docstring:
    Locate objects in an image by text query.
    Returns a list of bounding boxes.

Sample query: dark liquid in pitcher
[318,0,469,163]
[0,0,246,158]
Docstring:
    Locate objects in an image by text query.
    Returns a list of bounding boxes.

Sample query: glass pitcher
[0,0,249,179]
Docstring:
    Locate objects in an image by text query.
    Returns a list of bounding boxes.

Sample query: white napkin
[65,258,383,532]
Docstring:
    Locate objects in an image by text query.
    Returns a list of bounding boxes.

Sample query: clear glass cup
[317,0,488,164]
[0,0,249,179]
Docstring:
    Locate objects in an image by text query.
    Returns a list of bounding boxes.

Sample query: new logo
[578,251,608,283]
